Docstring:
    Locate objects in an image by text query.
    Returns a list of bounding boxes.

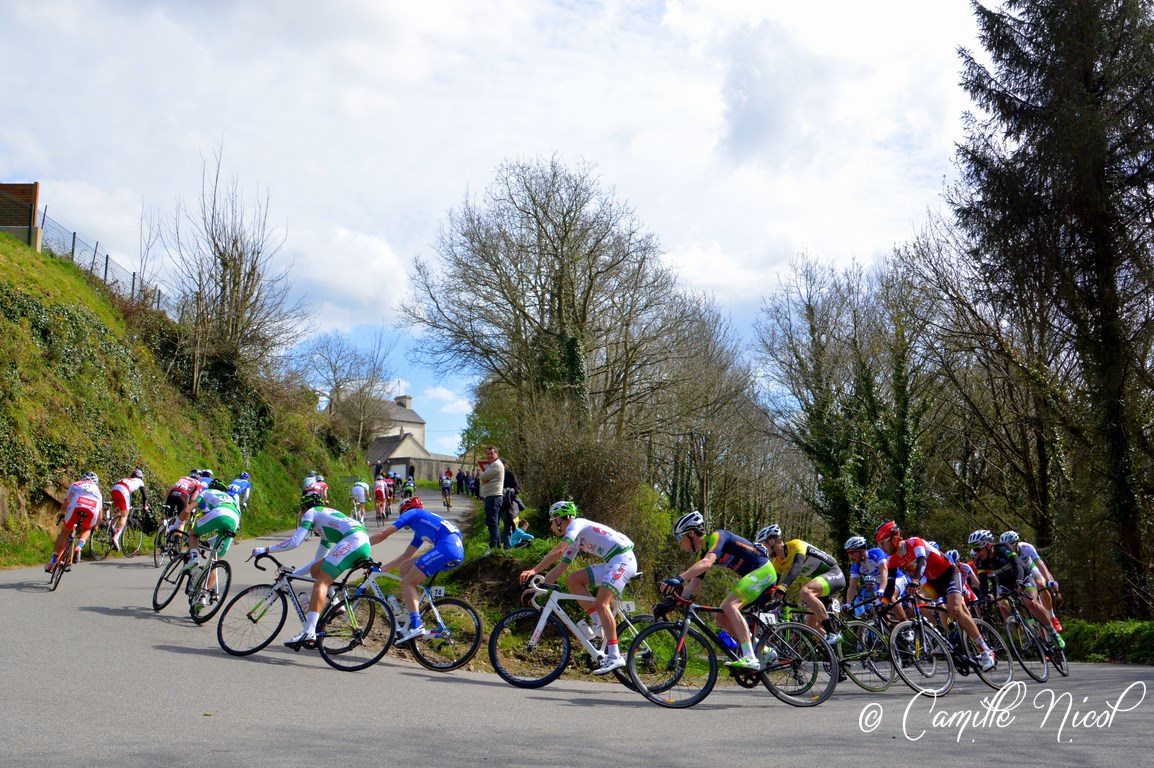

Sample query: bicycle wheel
[610,613,655,690]
[153,526,167,567]
[152,556,187,611]
[217,585,288,656]
[49,558,66,591]
[318,595,395,672]
[1050,644,1070,677]
[963,618,1013,689]
[1004,616,1049,683]
[838,620,895,692]
[625,621,717,708]
[89,523,113,561]
[757,622,839,706]
[121,520,144,557]
[409,597,482,672]
[890,620,955,695]
[191,560,232,624]
[488,607,571,688]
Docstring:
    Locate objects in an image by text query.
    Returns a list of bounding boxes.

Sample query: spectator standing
[478,446,505,551]
[455,468,466,495]
[500,464,524,548]
[372,460,383,479]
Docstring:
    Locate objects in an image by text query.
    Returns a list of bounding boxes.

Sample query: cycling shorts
[731,560,778,606]
[414,533,465,578]
[194,507,240,556]
[63,496,101,532]
[322,531,372,579]
[920,565,964,600]
[810,565,846,597]
[110,485,131,512]
[584,549,638,598]
[166,490,191,517]
[374,488,386,502]
[352,486,367,503]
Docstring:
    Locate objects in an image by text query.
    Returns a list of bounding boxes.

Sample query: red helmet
[874,520,900,543]
[399,496,424,514]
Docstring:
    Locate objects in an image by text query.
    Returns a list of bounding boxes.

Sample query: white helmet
[755,523,782,543]
[844,535,868,551]
[968,529,995,547]
[673,511,705,538]
[82,471,99,485]
[999,530,1020,544]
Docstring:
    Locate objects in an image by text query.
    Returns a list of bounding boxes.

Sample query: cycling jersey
[1014,542,1044,574]
[885,536,951,581]
[700,530,768,577]
[305,481,329,498]
[373,479,387,501]
[194,490,240,555]
[974,543,1025,597]
[772,539,838,589]
[849,547,888,582]
[63,480,102,531]
[351,482,369,503]
[440,475,453,490]
[392,507,464,578]
[559,519,634,563]
[110,476,147,512]
[227,478,252,507]
[169,475,200,497]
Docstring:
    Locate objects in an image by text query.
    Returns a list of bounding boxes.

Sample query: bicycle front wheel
[488,608,571,688]
[890,620,955,695]
[191,560,232,625]
[217,585,288,656]
[317,595,395,672]
[1005,616,1049,683]
[152,527,166,567]
[121,520,143,557]
[410,597,482,672]
[89,523,113,561]
[610,613,655,690]
[964,618,1013,689]
[757,621,839,706]
[838,620,895,692]
[625,621,717,708]
[49,559,66,591]
[152,556,187,611]
[1050,644,1070,677]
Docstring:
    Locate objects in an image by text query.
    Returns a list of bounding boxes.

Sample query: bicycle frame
[355,565,448,631]
[526,581,639,663]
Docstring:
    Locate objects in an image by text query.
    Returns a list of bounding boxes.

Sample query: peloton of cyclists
[756,525,846,646]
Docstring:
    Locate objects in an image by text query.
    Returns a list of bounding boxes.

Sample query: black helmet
[300,492,325,512]
[209,479,230,492]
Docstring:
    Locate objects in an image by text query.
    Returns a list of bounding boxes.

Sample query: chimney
[395,395,413,410]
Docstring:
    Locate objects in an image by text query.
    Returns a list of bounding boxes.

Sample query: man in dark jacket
[500,465,525,548]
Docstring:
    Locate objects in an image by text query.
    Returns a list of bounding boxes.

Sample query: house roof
[366,434,430,464]
[384,400,425,425]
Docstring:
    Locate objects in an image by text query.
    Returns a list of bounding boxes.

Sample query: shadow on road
[79,603,162,620]
[0,579,53,592]
[153,642,308,667]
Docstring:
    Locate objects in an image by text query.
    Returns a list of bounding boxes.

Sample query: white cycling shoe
[979,650,996,672]
[284,631,317,652]
[396,625,429,643]
[592,655,626,675]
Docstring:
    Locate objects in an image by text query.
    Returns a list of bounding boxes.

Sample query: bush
[1062,619,1154,664]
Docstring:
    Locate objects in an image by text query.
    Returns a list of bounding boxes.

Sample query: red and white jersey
[170,475,200,496]
[305,481,329,497]
[64,480,102,514]
[112,476,145,497]
[887,536,952,580]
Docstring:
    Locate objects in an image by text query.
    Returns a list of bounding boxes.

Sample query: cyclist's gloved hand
[252,546,267,558]
[659,576,684,596]
[1048,579,1059,591]
[653,597,676,621]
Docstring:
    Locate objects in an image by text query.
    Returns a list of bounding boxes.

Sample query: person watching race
[109,468,149,552]
[520,500,638,675]
[45,471,102,572]
[756,525,846,645]
[182,479,241,612]
[1000,530,1064,632]
[876,521,996,670]
[227,472,252,512]
[251,492,372,650]
[660,512,778,671]
[368,496,465,643]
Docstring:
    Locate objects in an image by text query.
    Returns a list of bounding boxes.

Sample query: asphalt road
[2,491,1152,767]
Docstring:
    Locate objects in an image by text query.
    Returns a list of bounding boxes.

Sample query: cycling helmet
[874,521,900,543]
[673,511,705,538]
[927,540,940,551]
[399,496,423,514]
[548,500,580,519]
[299,492,325,512]
[755,523,782,542]
[844,535,868,551]
[967,529,995,546]
[239,471,250,480]
[200,469,214,480]
[209,479,229,492]
[945,549,960,563]
[82,471,99,484]
[131,468,144,480]
[316,474,325,482]
[999,530,1020,545]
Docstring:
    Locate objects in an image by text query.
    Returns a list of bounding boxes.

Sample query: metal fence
[0,188,167,311]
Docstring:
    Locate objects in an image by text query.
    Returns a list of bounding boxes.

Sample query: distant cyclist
[109,468,149,552]
[305,474,330,502]
[227,472,252,512]
[165,471,204,535]
[756,525,845,645]
[401,476,415,500]
[351,479,370,522]
[439,471,453,505]
[182,480,241,613]
[373,476,389,520]
[45,472,103,572]
[1000,530,1064,632]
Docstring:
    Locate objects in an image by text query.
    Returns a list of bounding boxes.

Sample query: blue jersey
[394,508,461,549]
[228,478,252,496]
[849,547,888,583]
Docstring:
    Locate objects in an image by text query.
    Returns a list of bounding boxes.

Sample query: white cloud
[433,435,463,454]
[422,386,473,415]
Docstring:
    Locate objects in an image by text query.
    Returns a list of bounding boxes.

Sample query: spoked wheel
[1004,616,1049,683]
[49,557,67,591]
[89,524,113,561]
[190,560,232,624]
[488,608,571,688]
[964,618,1014,689]
[1049,645,1070,677]
[890,620,955,695]
[152,555,187,611]
[317,595,395,672]
[608,613,655,690]
[838,620,896,692]
[625,622,717,709]
[217,585,288,656]
[757,622,839,706]
[409,597,482,672]
[120,520,144,557]
[152,527,167,567]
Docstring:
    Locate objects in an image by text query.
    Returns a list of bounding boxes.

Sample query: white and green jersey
[268,505,366,555]
[559,519,633,564]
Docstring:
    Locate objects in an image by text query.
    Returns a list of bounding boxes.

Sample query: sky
[1,0,982,455]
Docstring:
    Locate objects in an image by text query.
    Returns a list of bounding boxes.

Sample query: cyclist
[373,475,389,520]
[251,492,372,650]
[843,535,906,619]
[45,472,102,572]
[305,474,330,502]
[182,479,241,611]
[970,529,1064,649]
[660,512,777,672]
[227,471,252,512]
[756,525,845,645]
[109,468,149,552]
[439,470,454,506]
[165,471,204,535]
[302,470,317,492]
[196,469,214,492]
[401,476,415,500]
[368,496,465,642]
[876,521,996,670]
[1001,530,1063,632]
[351,479,370,522]
[520,500,637,675]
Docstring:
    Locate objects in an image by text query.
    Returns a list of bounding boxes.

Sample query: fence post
[131,272,136,298]
[70,232,77,260]
[89,241,99,272]
[40,206,47,228]
[103,252,109,282]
